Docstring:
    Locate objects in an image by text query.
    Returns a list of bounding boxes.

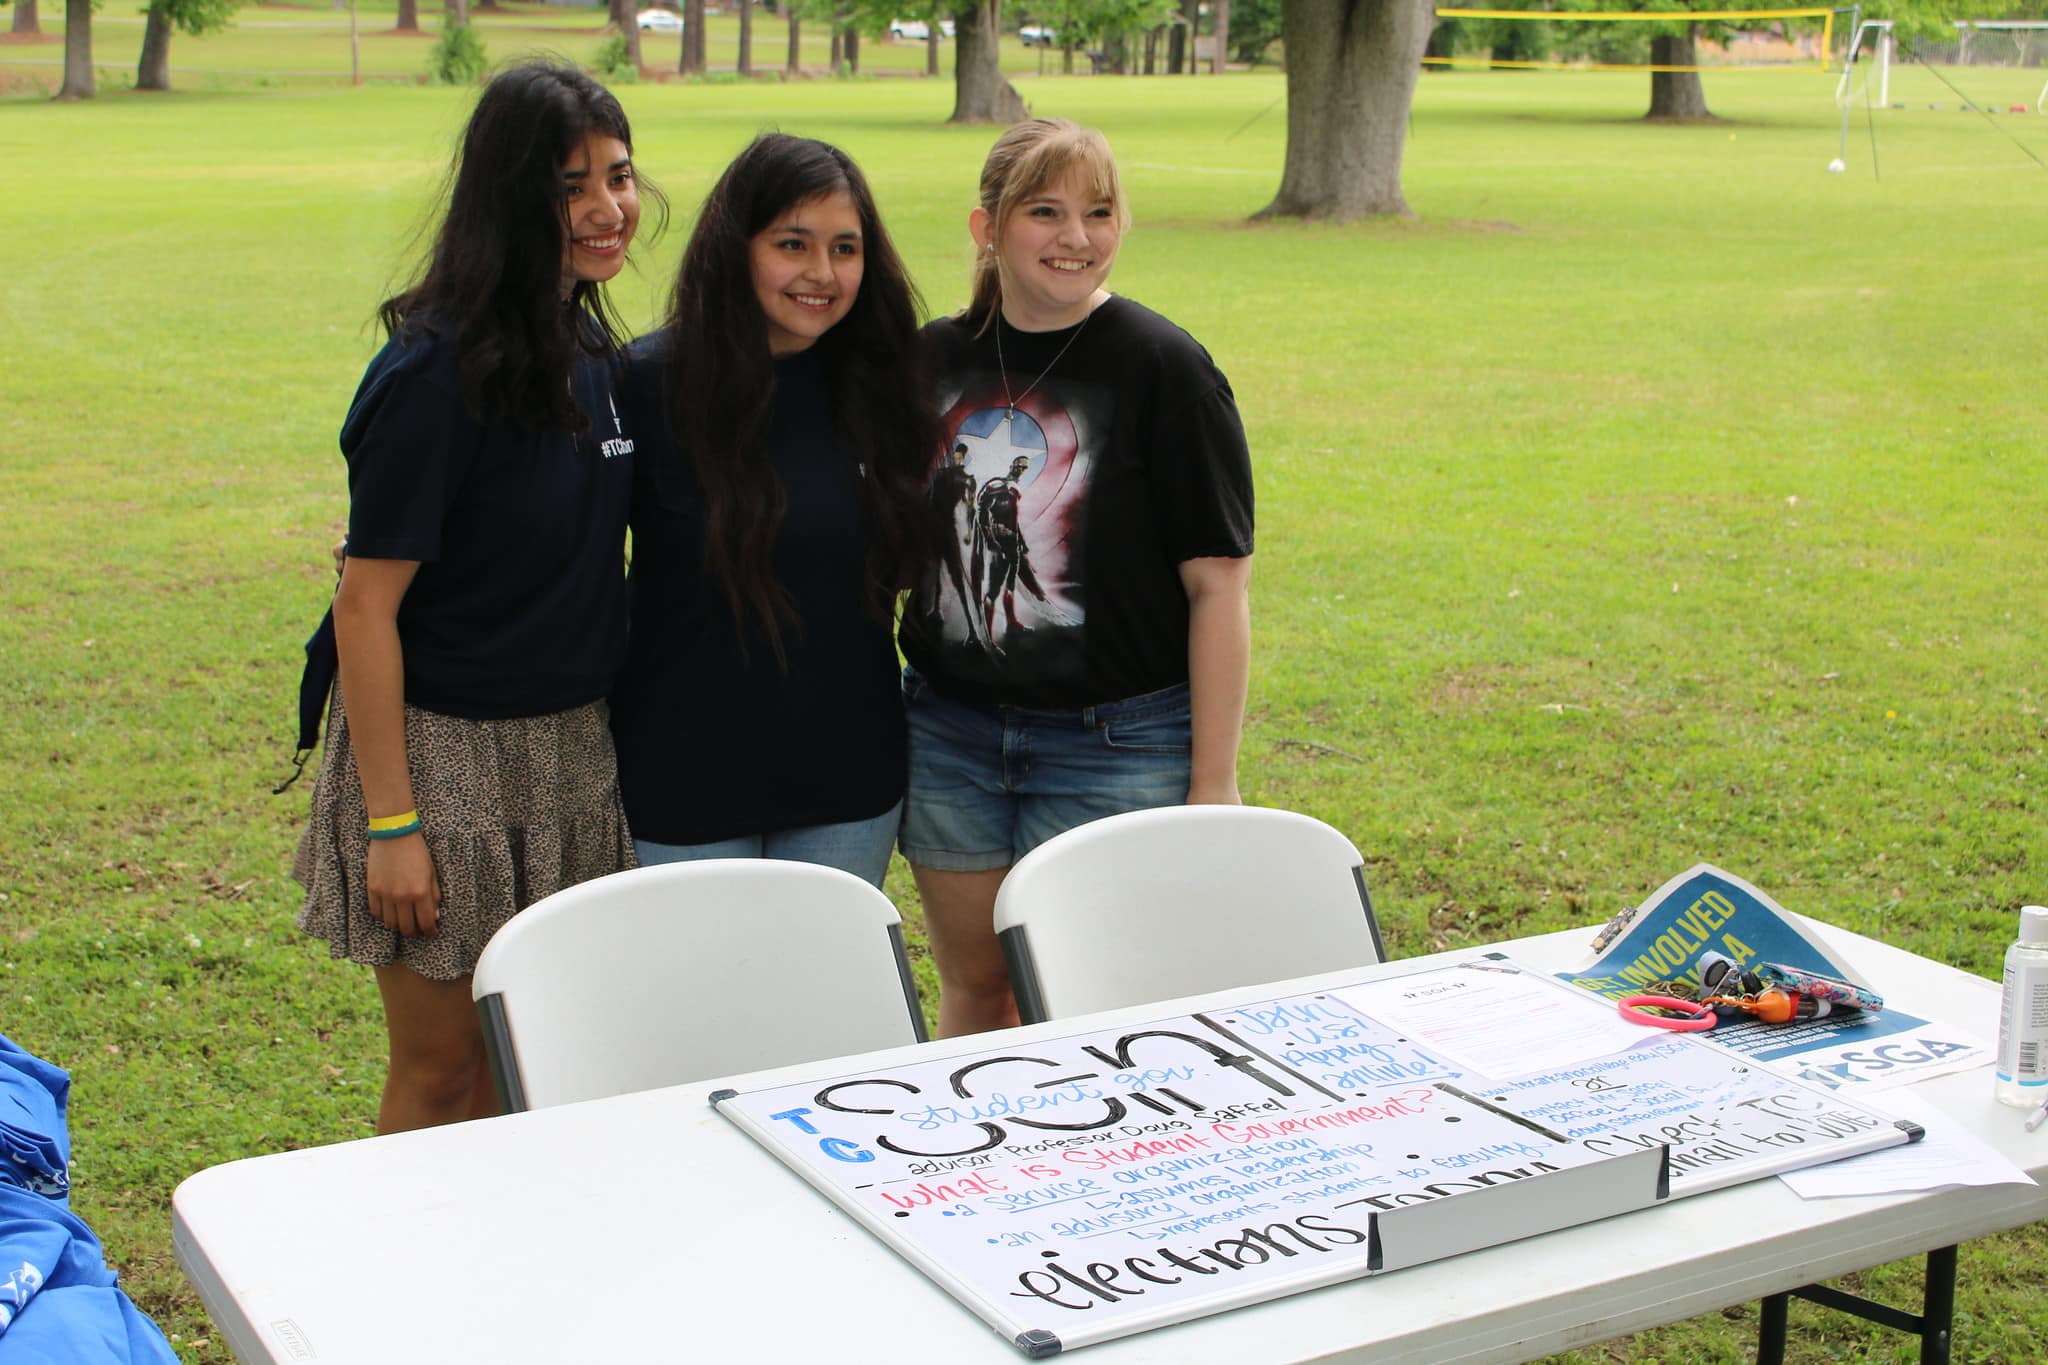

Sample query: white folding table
[173,923,2047,1364]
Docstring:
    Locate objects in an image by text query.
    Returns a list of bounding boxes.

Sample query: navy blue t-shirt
[341,325,635,719]
[607,337,906,845]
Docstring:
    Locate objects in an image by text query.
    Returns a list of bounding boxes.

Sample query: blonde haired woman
[898,119,1256,1036]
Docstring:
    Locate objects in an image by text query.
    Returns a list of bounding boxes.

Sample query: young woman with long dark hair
[295,61,663,1132]
[607,134,937,886]
[899,119,1257,1035]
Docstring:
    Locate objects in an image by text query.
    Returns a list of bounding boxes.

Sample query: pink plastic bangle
[1618,995,1717,1031]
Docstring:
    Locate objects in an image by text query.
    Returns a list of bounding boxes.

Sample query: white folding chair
[471,859,927,1111]
[992,805,1387,1022]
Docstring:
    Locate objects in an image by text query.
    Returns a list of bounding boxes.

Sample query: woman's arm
[332,555,441,936]
[1180,554,1253,806]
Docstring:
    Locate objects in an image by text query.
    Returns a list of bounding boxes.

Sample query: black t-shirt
[607,338,906,845]
[340,325,634,719]
[901,296,1255,709]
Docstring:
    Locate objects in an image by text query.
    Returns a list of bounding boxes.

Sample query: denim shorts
[899,669,1192,872]
[634,801,903,890]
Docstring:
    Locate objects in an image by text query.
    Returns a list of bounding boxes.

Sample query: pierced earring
[985,242,996,253]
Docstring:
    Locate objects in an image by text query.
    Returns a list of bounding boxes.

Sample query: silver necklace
[995,305,1095,423]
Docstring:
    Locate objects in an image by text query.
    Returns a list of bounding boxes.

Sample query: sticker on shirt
[598,389,635,460]
[920,376,1105,684]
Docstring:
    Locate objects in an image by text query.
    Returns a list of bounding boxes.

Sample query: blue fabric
[0,1285,178,1364]
[0,1035,71,1202]
[0,1038,178,1364]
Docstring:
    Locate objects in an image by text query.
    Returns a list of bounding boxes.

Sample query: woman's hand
[366,833,442,936]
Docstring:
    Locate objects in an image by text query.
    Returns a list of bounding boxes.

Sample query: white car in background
[1019,24,1057,46]
[637,8,684,31]
[888,17,954,39]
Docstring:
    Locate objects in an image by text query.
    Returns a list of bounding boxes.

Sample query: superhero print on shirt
[916,371,1110,690]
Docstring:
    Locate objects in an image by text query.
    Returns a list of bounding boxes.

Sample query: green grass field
[2,56,2046,1363]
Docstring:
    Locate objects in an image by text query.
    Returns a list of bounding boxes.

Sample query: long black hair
[660,132,938,665]
[381,60,666,429]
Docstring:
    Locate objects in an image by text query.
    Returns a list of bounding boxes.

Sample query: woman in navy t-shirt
[609,135,937,887]
[295,63,661,1132]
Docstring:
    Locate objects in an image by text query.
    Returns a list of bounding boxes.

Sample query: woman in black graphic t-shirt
[898,119,1257,1037]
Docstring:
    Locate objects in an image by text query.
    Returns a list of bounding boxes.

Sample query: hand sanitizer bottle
[1994,905,2048,1107]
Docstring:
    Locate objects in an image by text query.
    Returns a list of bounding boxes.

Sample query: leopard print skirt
[293,687,636,981]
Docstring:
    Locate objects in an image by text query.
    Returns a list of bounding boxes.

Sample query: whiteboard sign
[714,959,1909,1355]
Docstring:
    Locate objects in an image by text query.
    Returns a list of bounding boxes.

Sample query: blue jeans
[633,801,902,889]
[898,669,1192,872]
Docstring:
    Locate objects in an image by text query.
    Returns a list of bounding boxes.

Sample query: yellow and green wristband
[366,809,423,841]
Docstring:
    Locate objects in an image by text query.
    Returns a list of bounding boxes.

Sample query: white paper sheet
[1332,958,1649,1078]
[1777,1089,2037,1199]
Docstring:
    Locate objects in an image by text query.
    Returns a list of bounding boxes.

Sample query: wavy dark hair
[660,132,938,666]
[381,60,667,429]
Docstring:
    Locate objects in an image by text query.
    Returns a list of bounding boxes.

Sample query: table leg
[1757,1291,1790,1365]
[1754,1245,1958,1363]
[1919,1244,1956,1365]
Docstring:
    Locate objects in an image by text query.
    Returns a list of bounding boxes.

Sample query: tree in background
[444,0,466,27]
[394,0,417,32]
[948,0,1026,120]
[737,0,753,75]
[136,0,237,89]
[679,0,705,72]
[55,0,91,96]
[12,0,40,36]
[1254,0,1434,218]
[1097,0,1176,71]
[853,0,949,74]
[607,0,644,70]
[1228,0,1281,63]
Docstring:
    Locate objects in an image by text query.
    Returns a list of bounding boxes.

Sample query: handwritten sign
[715,960,1907,1356]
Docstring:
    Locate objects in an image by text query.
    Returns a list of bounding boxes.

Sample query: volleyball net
[1428,7,1842,74]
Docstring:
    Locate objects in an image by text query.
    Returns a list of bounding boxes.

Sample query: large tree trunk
[843,23,857,73]
[1167,15,1185,73]
[926,25,938,75]
[54,0,90,97]
[444,0,467,24]
[1647,29,1711,119]
[786,11,801,74]
[679,0,705,72]
[1255,0,1434,221]
[949,0,1025,122]
[394,0,418,32]
[135,1,171,89]
[736,0,751,75]
[1209,0,1228,72]
[12,0,39,36]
